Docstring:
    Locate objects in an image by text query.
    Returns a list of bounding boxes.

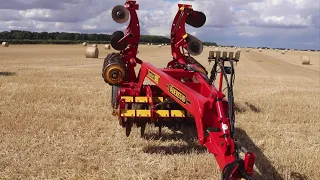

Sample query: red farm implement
[102,1,256,179]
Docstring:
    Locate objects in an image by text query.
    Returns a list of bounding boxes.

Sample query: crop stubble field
[0,45,319,180]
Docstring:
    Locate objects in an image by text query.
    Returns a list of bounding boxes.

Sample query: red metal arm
[169,4,194,67]
[134,62,255,179]
[137,62,236,163]
[121,0,141,82]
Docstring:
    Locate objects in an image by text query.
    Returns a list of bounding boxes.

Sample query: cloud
[239,32,257,37]
[0,0,78,10]
[0,0,318,49]
[0,10,24,21]
[249,15,312,28]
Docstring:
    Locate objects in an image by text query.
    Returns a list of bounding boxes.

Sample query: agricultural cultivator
[102,1,256,179]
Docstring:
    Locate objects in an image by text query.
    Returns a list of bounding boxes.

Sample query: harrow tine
[158,126,162,136]
[140,123,146,138]
[125,118,133,137]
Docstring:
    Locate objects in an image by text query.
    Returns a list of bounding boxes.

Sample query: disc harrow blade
[186,11,206,28]
[111,31,128,51]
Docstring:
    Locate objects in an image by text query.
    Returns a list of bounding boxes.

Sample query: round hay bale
[158,45,162,48]
[92,44,98,48]
[105,44,111,50]
[2,42,9,47]
[214,48,219,51]
[259,49,262,52]
[281,50,286,54]
[85,47,99,58]
[82,42,87,46]
[300,56,310,65]
[246,49,250,52]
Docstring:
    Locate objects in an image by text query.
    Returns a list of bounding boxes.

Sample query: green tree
[0,30,217,46]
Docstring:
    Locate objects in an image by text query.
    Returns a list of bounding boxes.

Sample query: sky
[0,0,319,49]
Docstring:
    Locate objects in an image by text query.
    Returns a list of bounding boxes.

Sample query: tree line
[0,30,217,46]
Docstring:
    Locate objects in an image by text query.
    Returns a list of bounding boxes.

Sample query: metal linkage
[117,96,193,118]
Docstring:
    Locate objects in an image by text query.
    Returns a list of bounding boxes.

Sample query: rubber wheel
[102,52,120,79]
[103,52,126,85]
[111,85,119,108]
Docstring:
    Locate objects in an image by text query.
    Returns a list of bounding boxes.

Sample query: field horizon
[1,45,319,179]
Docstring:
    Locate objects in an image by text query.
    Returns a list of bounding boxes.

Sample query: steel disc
[186,33,203,56]
[186,11,206,28]
[112,5,130,24]
[111,31,128,51]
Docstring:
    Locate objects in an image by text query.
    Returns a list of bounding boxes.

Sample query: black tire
[103,52,126,85]
[111,85,119,108]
